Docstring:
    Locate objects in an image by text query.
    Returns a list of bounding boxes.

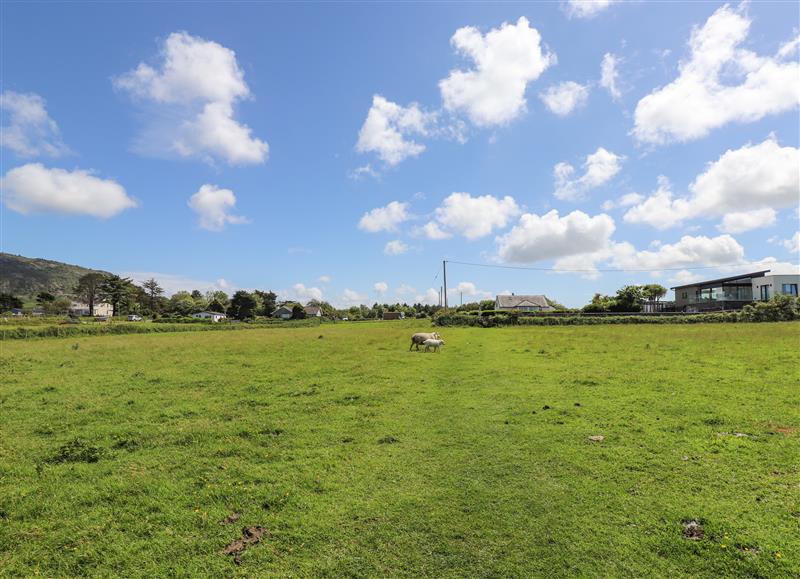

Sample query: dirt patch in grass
[222,526,267,564]
[771,425,797,436]
[682,520,704,540]
[219,512,241,525]
[378,436,399,444]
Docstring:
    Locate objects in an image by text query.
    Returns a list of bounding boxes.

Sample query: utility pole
[443,260,448,310]
[460,291,463,306]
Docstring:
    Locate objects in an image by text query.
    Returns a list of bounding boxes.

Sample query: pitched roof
[304,305,322,315]
[495,294,550,308]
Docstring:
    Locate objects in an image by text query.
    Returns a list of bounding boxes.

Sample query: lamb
[409,332,441,351]
[423,338,444,353]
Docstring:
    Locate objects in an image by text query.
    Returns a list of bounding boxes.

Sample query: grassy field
[1,321,798,577]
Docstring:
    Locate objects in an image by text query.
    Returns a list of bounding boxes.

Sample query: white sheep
[409,332,441,351]
[423,338,445,353]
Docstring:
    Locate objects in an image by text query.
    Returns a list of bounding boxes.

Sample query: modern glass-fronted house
[671,270,800,312]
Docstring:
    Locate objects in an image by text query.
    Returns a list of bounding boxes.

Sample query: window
[759,285,770,300]
[681,291,688,299]
[782,284,798,296]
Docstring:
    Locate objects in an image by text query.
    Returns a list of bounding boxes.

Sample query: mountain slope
[0,253,111,298]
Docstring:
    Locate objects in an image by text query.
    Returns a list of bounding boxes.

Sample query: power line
[445,259,764,274]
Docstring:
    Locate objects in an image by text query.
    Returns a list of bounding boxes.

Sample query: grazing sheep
[423,338,444,353]
[410,332,441,351]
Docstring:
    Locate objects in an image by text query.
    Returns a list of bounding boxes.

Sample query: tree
[36,292,56,306]
[205,290,229,307]
[47,296,73,315]
[168,291,198,317]
[583,293,616,313]
[207,298,227,313]
[254,290,277,317]
[0,293,23,311]
[74,273,106,316]
[99,275,136,317]
[291,304,305,319]
[142,278,164,313]
[611,285,646,312]
[642,284,667,302]
[229,290,259,320]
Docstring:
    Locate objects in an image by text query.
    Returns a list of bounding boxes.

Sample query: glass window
[782,284,798,296]
[759,285,770,300]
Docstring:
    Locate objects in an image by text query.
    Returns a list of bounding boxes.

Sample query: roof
[495,294,551,309]
[274,305,293,313]
[195,311,226,315]
[670,270,770,290]
[304,305,322,315]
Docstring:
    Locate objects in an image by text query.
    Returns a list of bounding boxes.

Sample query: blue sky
[2,1,798,307]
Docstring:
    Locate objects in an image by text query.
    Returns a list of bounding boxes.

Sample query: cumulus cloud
[397,283,417,295]
[341,288,368,305]
[114,31,268,165]
[1,163,136,218]
[358,201,410,233]
[717,208,777,234]
[564,0,616,19]
[624,138,799,229]
[291,283,323,302]
[356,95,432,166]
[187,184,248,231]
[448,281,492,301]
[609,234,745,271]
[783,232,800,253]
[384,240,409,255]
[433,192,520,239]
[318,275,332,284]
[554,147,624,200]
[439,17,555,127]
[373,281,389,295]
[601,192,643,211]
[414,288,441,305]
[348,164,380,180]
[124,272,235,296]
[599,53,621,100]
[1,91,69,157]
[539,81,589,116]
[633,5,800,144]
[420,221,452,240]
[497,210,616,263]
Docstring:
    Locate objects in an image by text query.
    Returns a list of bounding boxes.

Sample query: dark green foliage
[207,298,227,313]
[74,273,106,315]
[0,293,24,311]
[740,295,799,322]
[0,253,110,298]
[229,291,259,320]
[253,290,277,316]
[98,275,136,316]
[50,438,103,463]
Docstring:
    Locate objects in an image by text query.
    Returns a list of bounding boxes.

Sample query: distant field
[1,321,798,576]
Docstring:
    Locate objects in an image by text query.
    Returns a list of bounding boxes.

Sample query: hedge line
[432,312,743,327]
[0,318,319,340]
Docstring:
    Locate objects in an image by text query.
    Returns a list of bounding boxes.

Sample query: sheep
[410,332,441,351]
[423,338,445,353]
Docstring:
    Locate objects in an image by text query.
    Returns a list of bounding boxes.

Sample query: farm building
[69,301,113,317]
[192,311,227,322]
[273,305,294,319]
[382,311,405,320]
[671,270,799,312]
[304,305,322,317]
[495,294,554,312]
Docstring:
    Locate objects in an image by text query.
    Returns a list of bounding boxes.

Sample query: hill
[0,253,110,298]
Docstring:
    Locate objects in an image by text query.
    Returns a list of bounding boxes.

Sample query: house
[11,308,23,316]
[192,311,227,322]
[69,301,113,317]
[671,270,799,312]
[495,294,554,312]
[382,311,404,320]
[127,314,143,322]
[272,305,294,319]
[304,305,322,318]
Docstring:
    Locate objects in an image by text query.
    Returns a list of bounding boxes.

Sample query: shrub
[739,295,799,322]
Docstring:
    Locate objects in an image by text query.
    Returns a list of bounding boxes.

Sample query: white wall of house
[70,302,113,316]
[192,312,226,322]
[752,275,800,301]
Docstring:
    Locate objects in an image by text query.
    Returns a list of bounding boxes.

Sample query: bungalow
[273,305,294,320]
[192,311,227,322]
[672,270,800,312]
[382,311,404,320]
[69,301,113,317]
[495,294,554,312]
[304,305,322,318]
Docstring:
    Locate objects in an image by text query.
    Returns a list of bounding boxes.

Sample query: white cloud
[414,288,441,305]
[114,31,267,165]
[124,272,234,296]
[318,275,332,284]
[1,163,136,218]
[396,283,417,295]
[717,208,777,234]
[373,281,388,295]
[355,95,432,166]
[669,270,706,285]
[439,17,555,127]
[433,192,520,239]
[291,283,323,302]
[633,5,800,144]
[384,240,409,255]
[187,184,248,231]
[341,288,368,305]
[348,164,380,180]
[783,232,800,253]
[496,210,616,263]
[358,201,410,233]
[564,0,616,19]
[448,281,492,300]
[602,192,643,211]
[420,221,452,240]
[599,53,621,100]
[609,234,745,271]
[1,91,69,157]
[539,81,589,116]
[554,147,624,200]
[625,138,800,229]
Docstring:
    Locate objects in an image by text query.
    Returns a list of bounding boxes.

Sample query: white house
[272,305,294,319]
[304,305,322,317]
[192,311,227,322]
[495,294,554,312]
[69,301,113,317]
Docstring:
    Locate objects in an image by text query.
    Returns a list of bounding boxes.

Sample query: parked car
[128,315,143,321]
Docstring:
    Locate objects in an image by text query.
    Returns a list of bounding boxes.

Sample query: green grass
[1,321,798,577]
